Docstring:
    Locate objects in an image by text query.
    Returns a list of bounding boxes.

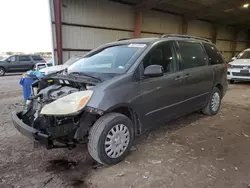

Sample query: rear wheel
[0,67,5,76]
[202,87,221,116]
[88,113,134,165]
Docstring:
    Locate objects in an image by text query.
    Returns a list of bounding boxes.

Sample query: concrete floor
[1,75,250,188]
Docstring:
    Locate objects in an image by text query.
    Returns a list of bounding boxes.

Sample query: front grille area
[232,72,250,77]
[232,65,250,69]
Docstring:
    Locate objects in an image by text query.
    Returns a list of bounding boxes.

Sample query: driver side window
[8,56,16,62]
[143,41,177,73]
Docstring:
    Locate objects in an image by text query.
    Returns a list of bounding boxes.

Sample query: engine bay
[18,75,99,149]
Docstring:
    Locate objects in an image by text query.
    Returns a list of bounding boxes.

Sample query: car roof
[14,54,42,56]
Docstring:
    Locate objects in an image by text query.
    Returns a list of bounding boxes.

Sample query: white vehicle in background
[227,49,250,84]
[39,55,83,75]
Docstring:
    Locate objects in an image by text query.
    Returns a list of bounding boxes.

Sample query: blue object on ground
[19,71,44,101]
[19,77,36,101]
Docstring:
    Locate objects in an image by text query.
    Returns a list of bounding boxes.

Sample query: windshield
[237,51,250,59]
[64,55,83,65]
[67,44,146,75]
[2,56,10,61]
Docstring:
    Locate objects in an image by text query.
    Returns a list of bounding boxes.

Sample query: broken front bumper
[12,111,51,148]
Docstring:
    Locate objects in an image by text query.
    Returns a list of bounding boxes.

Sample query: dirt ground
[1,75,250,188]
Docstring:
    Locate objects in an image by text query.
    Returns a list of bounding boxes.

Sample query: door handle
[184,73,191,79]
[174,75,182,81]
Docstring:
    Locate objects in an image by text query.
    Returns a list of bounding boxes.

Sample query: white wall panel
[63,51,88,62]
[69,51,88,57]
[237,30,248,41]
[216,41,232,51]
[142,10,182,34]
[52,0,244,64]
[141,33,161,38]
[236,42,248,52]
[62,25,133,50]
[223,52,232,60]
[49,0,55,22]
[63,51,70,62]
[187,20,212,38]
[52,25,56,48]
[217,26,234,40]
[62,0,134,30]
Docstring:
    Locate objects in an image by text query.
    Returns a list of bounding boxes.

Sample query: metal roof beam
[219,14,250,25]
[184,0,246,20]
[135,0,165,11]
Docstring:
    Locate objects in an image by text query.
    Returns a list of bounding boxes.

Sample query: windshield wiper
[69,72,102,82]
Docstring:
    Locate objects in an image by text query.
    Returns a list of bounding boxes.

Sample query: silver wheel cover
[0,69,4,75]
[104,124,130,158]
[211,92,220,112]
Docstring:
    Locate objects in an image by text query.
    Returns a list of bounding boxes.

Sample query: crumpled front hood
[40,65,69,74]
[230,59,250,66]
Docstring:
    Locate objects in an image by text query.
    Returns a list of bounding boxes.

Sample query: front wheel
[202,87,221,116]
[0,67,5,76]
[88,113,134,165]
[229,80,234,84]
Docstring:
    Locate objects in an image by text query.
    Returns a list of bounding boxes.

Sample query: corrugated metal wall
[216,26,234,60]
[52,0,249,63]
[187,20,212,39]
[142,10,182,36]
[236,31,248,55]
[60,0,134,62]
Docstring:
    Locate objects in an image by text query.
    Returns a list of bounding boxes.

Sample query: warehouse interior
[3,1,250,188]
[50,0,250,64]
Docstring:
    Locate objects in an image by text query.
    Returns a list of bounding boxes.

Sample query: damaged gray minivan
[12,35,228,165]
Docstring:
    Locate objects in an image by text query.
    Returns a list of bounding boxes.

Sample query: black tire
[0,67,5,76]
[229,80,234,84]
[88,113,134,165]
[202,87,221,116]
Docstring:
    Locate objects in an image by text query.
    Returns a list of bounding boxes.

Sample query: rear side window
[31,55,43,61]
[203,43,224,65]
[19,55,31,61]
[178,41,207,69]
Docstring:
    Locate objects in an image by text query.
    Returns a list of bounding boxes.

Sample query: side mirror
[144,65,164,77]
[232,57,236,61]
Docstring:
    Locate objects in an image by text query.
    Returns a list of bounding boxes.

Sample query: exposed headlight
[40,90,93,115]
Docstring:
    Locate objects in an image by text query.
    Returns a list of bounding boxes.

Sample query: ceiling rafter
[135,0,168,11]
[218,11,250,25]
[183,0,247,20]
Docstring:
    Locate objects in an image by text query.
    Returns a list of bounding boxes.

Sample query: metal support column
[181,18,188,35]
[133,11,142,38]
[247,29,250,48]
[232,29,240,58]
[211,24,218,44]
[54,0,63,65]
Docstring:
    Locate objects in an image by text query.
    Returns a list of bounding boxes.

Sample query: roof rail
[118,38,132,41]
[161,34,211,43]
